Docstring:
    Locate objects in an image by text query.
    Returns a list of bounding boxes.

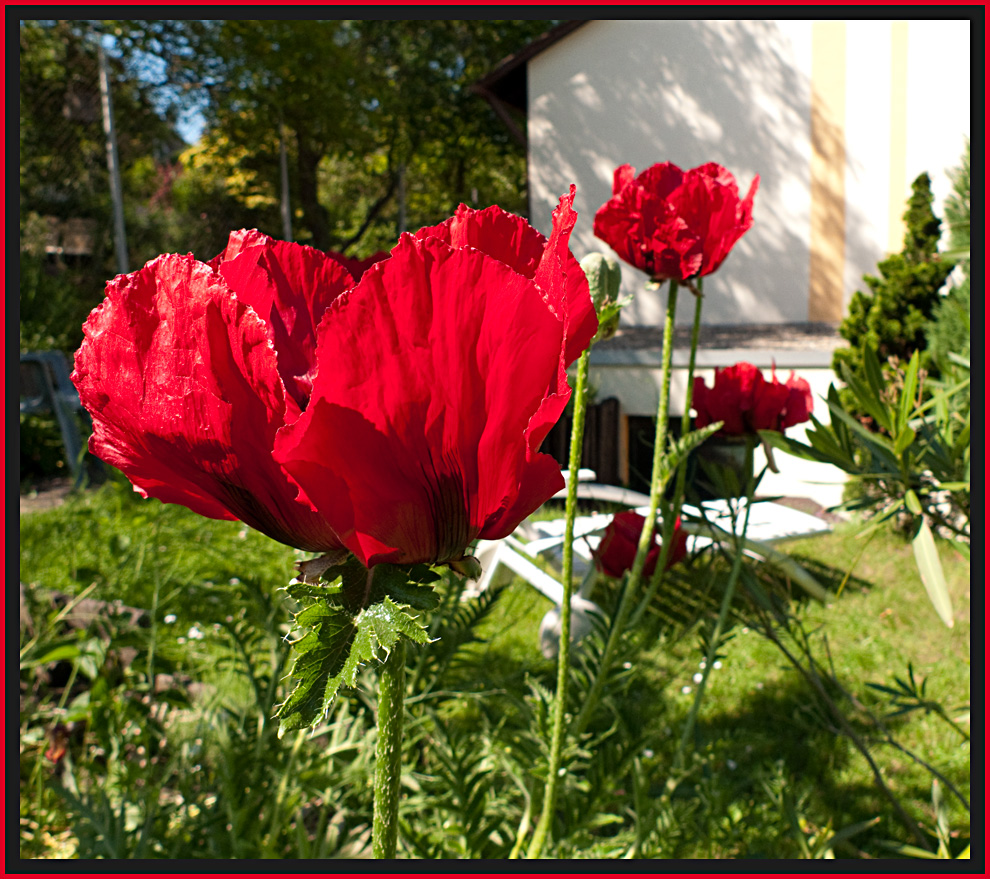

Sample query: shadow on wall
[529,20,873,327]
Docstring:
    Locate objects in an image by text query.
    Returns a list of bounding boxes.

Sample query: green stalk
[571,280,680,739]
[664,438,756,795]
[526,348,591,859]
[633,283,705,626]
[372,638,407,859]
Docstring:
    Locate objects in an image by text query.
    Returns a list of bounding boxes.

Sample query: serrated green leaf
[276,582,433,736]
[294,602,337,628]
[384,579,441,610]
[284,576,343,603]
[275,605,360,735]
[359,596,431,653]
[660,422,724,486]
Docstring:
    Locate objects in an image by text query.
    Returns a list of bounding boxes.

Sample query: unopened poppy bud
[581,252,622,341]
[447,555,483,580]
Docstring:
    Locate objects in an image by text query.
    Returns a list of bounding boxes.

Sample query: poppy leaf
[276,584,432,736]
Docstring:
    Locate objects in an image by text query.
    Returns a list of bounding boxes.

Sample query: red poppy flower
[692,362,813,436]
[275,189,589,568]
[593,161,759,282]
[325,249,390,282]
[75,191,590,570]
[72,230,354,552]
[415,199,598,366]
[594,510,688,579]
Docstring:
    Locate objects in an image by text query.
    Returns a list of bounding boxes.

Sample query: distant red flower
[325,249,390,282]
[692,362,813,436]
[415,200,598,366]
[594,511,688,579]
[276,188,591,567]
[593,161,759,282]
[75,190,591,570]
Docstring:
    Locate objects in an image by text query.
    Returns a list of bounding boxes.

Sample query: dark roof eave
[470,20,591,123]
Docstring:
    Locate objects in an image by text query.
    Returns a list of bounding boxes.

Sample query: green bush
[833,173,954,415]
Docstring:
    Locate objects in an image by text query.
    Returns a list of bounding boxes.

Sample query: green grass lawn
[19,480,970,859]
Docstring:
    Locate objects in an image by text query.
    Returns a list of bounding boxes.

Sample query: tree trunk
[296,140,330,250]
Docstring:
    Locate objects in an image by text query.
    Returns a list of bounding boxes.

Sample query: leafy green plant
[764,344,969,626]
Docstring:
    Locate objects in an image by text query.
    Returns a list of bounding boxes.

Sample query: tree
[19,19,186,352]
[105,19,557,255]
[832,172,955,418]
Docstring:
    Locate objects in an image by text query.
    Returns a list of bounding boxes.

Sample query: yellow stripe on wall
[809,21,847,323]
[888,21,909,253]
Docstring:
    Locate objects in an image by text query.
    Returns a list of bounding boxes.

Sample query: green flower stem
[526,347,591,859]
[634,282,705,626]
[571,280,680,740]
[664,439,756,796]
[372,638,407,859]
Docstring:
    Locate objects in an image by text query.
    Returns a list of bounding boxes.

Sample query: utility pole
[97,42,129,275]
[280,122,293,241]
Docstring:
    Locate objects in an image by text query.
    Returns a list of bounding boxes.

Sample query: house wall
[527,19,971,328]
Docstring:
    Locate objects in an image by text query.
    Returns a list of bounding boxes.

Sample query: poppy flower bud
[580,252,623,342]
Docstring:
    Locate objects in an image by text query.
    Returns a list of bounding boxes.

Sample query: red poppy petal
[415,203,545,278]
[73,254,343,552]
[751,379,791,431]
[613,163,637,196]
[206,228,271,271]
[534,185,598,365]
[781,372,814,428]
[419,193,596,367]
[276,234,567,566]
[636,162,686,201]
[219,239,353,414]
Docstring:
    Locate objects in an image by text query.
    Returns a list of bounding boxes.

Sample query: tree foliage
[20,18,557,355]
[832,173,955,417]
[927,140,970,372]
[103,19,556,255]
[19,19,187,353]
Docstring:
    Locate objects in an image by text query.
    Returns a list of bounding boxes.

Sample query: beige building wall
[527,19,971,328]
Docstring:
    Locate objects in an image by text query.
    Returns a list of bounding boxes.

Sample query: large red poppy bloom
[593,162,759,282]
[692,362,813,436]
[594,510,688,579]
[73,191,592,569]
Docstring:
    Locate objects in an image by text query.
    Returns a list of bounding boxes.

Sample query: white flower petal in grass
[163,613,177,624]
[681,685,692,695]
[693,672,704,683]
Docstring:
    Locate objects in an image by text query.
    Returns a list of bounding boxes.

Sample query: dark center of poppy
[419,451,472,565]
